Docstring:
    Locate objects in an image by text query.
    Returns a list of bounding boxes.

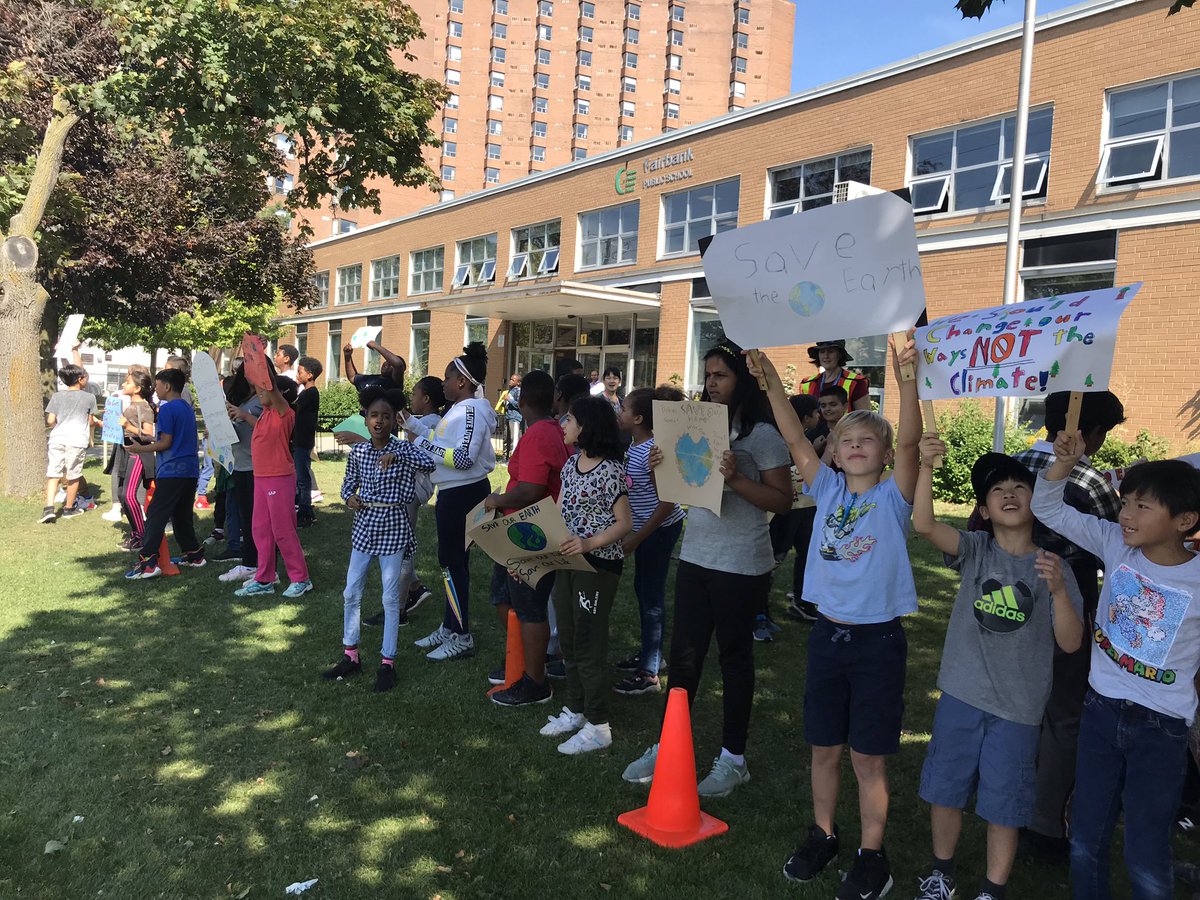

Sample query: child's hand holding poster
[914,284,1140,400]
[468,500,594,587]
[102,395,124,444]
[652,400,731,515]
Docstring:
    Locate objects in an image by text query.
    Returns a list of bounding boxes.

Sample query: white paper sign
[702,192,926,349]
[55,314,85,362]
[350,325,382,349]
[190,351,238,472]
[1099,452,1200,492]
[915,283,1140,400]
[652,400,730,515]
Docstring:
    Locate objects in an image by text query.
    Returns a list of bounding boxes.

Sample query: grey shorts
[47,443,86,480]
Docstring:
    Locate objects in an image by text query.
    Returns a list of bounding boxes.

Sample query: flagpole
[993,0,1038,451]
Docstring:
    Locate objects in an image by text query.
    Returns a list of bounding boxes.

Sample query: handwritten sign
[915,284,1140,400]
[465,496,496,550]
[468,500,594,587]
[1099,452,1200,493]
[701,192,926,349]
[350,325,382,349]
[102,395,124,444]
[190,351,238,473]
[652,400,730,515]
[55,314,85,363]
[241,333,274,391]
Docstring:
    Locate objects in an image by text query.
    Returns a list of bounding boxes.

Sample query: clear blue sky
[790,0,1083,93]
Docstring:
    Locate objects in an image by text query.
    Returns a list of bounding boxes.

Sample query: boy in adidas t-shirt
[912,445,1083,900]
[1034,435,1200,900]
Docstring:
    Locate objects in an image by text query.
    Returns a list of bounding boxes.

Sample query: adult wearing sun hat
[798,340,872,412]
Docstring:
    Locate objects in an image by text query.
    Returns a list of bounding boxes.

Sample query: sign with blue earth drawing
[701,192,927,349]
[652,400,731,515]
[468,500,595,587]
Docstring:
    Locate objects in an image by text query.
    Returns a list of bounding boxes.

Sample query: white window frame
[449,21,463,37]
[624,52,638,70]
[766,148,874,218]
[491,70,505,87]
[446,92,459,109]
[620,125,634,142]
[311,271,330,307]
[574,148,587,161]
[627,3,640,19]
[370,255,401,301]
[665,102,680,120]
[447,44,462,61]
[488,118,503,135]
[492,47,506,63]
[489,94,504,111]
[578,201,639,270]
[536,72,550,89]
[670,4,684,20]
[509,220,562,279]
[991,156,1051,202]
[532,145,546,162]
[736,32,749,49]
[537,23,552,40]
[578,49,592,67]
[625,26,639,44]
[493,22,507,38]
[537,47,551,66]
[621,100,635,117]
[444,117,458,134]
[410,247,444,295]
[495,0,508,13]
[273,133,295,159]
[445,68,461,85]
[533,121,548,138]
[485,167,500,185]
[670,29,683,46]
[660,178,740,259]
[577,73,591,91]
[441,164,455,182]
[539,0,553,15]
[449,0,462,11]
[668,54,682,71]
[454,234,498,287]
[335,263,362,306]
[487,142,501,160]
[1098,73,1200,188]
[576,98,590,115]
[534,97,548,114]
[575,123,588,140]
[581,0,595,18]
[623,75,637,93]
[580,26,593,43]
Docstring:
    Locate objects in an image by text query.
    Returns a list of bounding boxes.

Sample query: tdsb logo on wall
[614,163,637,195]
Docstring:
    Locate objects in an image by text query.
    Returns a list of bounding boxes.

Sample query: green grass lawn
[0,457,1185,898]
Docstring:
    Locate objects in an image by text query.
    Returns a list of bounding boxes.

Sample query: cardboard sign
[702,192,926,349]
[915,283,1140,400]
[465,496,496,550]
[350,325,382,349]
[241,333,274,391]
[468,500,594,587]
[55,314,85,363]
[652,400,731,515]
[190,351,238,473]
[102,395,124,444]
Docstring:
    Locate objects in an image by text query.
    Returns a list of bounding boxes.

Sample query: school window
[579,201,639,269]
[410,311,431,377]
[295,323,308,358]
[491,70,505,88]
[442,164,455,181]
[670,29,683,46]
[768,148,872,217]
[538,0,553,15]
[311,271,329,307]
[333,218,358,236]
[736,32,749,49]
[625,27,639,44]
[489,94,504,111]
[661,179,739,256]
[364,315,384,373]
[492,47,506,63]
[576,98,590,115]
[270,174,294,194]
[454,234,498,286]
[449,21,463,37]
[533,121,548,138]
[579,26,593,43]
[335,264,362,305]
[731,81,746,98]
[1100,74,1200,186]
[621,100,636,117]
[449,0,462,11]
[411,246,444,294]
[443,141,457,158]
[493,22,507,38]
[488,118,503,135]
[665,101,680,120]
[624,52,638,70]
[665,78,681,95]
[577,73,591,91]
[668,54,682,71]
[538,23,552,40]
[535,97,549,114]
[532,145,546,162]
[465,316,490,347]
[485,167,500,184]
[444,117,458,134]
[446,92,460,109]
[572,123,587,141]
[574,148,588,161]
[494,0,508,14]
[327,321,343,380]
[537,48,551,65]
[487,142,501,159]
[620,125,635,142]
[737,6,749,23]
[273,133,295,159]
[370,255,401,301]
[734,57,747,74]
[578,49,592,67]
[446,68,461,85]
[581,0,595,17]
[536,72,550,89]
[670,4,684,20]
[447,44,462,61]
[509,220,562,278]
[441,189,455,202]
[623,75,637,93]
[626,3,640,19]
[909,106,1054,214]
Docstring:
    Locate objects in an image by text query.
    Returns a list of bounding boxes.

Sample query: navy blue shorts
[803,615,907,755]
[919,692,1039,828]
[489,562,554,624]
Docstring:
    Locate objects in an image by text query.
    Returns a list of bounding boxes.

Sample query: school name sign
[914,284,1141,400]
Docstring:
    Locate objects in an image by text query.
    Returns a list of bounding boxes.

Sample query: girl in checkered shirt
[322,388,435,693]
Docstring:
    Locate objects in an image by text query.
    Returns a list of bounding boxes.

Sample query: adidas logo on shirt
[973,579,1034,633]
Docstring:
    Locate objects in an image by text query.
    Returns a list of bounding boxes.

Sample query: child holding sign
[1034,439,1200,900]
[911,444,1083,900]
[753,336,920,900]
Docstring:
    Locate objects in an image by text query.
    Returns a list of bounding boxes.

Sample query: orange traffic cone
[487,608,525,697]
[618,687,728,848]
[157,537,181,576]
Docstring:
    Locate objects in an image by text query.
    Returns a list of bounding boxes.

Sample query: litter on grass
[284,878,318,895]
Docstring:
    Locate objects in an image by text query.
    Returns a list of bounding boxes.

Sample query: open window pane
[508,253,529,278]
[1101,136,1163,183]
[539,247,560,273]
[910,177,949,213]
[452,264,471,287]
[991,157,1048,201]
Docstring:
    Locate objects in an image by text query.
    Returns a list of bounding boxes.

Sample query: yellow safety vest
[800,369,866,402]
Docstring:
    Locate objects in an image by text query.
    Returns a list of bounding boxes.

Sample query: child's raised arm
[912,433,961,557]
[891,330,921,504]
[746,350,820,488]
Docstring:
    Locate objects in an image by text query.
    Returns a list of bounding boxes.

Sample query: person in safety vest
[798,340,872,412]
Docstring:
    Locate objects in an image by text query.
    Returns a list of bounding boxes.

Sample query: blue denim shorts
[919,692,1039,828]
[489,562,553,624]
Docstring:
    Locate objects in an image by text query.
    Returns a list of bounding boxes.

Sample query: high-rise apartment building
[292,0,795,236]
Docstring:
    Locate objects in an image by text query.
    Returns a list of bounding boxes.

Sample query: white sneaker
[414,624,450,650]
[242,573,280,588]
[539,706,586,737]
[102,504,123,522]
[310,490,324,504]
[557,721,612,755]
[219,565,257,583]
[426,631,475,661]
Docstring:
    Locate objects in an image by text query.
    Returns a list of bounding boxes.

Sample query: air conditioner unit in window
[832,180,886,204]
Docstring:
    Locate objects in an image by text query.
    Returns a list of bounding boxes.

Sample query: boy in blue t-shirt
[753,336,920,900]
[125,368,205,579]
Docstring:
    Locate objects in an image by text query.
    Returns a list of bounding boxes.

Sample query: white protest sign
[350,325,382,349]
[652,400,730,515]
[190,351,238,473]
[468,500,594,587]
[915,283,1140,400]
[1099,452,1200,493]
[702,192,926,349]
[55,314,85,363]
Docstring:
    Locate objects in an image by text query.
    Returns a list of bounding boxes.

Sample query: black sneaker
[835,847,892,900]
[914,868,957,900]
[363,612,386,627]
[491,674,552,707]
[396,606,409,628]
[488,665,507,686]
[117,535,141,552]
[545,657,566,680]
[373,664,398,693]
[783,823,840,883]
[204,529,225,545]
[59,507,83,519]
[613,672,661,695]
[179,548,206,568]
[615,653,641,672]
[321,654,362,681]
[786,600,820,622]
[1017,827,1069,865]
[124,555,162,580]
[213,547,242,562]
[406,583,433,613]
[40,506,56,524]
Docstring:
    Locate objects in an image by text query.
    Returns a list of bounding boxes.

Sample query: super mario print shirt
[938,530,1084,726]
[1033,474,1200,724]
[802,462,918,624]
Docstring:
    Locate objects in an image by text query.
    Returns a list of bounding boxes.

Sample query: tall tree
[0,0,444,496]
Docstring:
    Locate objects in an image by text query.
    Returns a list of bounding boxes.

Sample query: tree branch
[10,90,80,239]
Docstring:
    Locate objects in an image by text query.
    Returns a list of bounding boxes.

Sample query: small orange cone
[157,537,181,577]
[487,608,525,697]
[618,687,728,848]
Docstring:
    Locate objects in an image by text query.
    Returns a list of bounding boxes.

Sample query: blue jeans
[224,486,242,553]
[293,446,314,518]
[1070,689,1188,900]
[343,549,414,661]
[633,519,682,674]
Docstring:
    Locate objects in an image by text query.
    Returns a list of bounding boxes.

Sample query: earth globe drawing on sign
[675,432,715,487]
[507,521,548,552]
[788,281,826,318]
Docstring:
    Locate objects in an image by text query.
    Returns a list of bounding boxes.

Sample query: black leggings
[665,560,769,756]
[231,470,258,568]
[435,478,492,634]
